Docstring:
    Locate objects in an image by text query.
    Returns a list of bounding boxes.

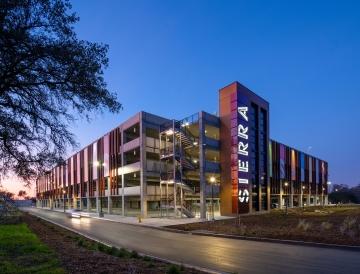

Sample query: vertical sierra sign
[237,96,250,213]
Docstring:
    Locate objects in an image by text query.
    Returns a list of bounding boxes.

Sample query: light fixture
[193,159,198,164]
[166,129,174,136]
[193,141,198,146]
[302,186,306,189]
[182,122,190,127]
[327,181,331,185]
[133,150,136,156]
[284,182,289,187]
[93,161,99,167]
[210,176,216,183]
[133,173,137,178]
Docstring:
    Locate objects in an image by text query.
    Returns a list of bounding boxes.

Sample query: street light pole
[302,185,306,210]
[284,182,289,215]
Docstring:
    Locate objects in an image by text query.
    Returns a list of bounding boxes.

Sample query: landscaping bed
[22,213,202,274]
[169,205,360,246]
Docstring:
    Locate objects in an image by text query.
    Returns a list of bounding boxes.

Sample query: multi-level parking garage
[36,81,329,218]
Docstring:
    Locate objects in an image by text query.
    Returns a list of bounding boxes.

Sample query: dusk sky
[3,0,360,195]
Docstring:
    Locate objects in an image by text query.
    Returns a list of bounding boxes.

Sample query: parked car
[66,209,81,218]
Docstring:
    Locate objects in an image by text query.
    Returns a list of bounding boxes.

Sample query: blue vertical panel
[300,153,305,182]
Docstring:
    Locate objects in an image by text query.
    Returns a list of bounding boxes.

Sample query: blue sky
[68,0,360,187]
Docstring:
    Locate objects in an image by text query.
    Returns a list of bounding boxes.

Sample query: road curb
[25,210,222,274]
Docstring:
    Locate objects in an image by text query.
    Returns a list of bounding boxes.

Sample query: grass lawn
[0,223,64,274]
[169,205,360,246]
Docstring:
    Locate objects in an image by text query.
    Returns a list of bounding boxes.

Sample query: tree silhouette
[18,190,27,198]
[0,0,121,185]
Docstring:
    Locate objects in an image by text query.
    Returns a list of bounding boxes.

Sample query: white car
[66,209,81,218]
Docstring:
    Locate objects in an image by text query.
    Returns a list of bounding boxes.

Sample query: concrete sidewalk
[33,207,232,227]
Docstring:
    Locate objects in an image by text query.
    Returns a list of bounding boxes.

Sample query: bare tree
[0,0,122,185]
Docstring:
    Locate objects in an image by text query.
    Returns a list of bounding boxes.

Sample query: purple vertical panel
[93,142,98,180]
[104,134,110,177]
[65,162,68,187]
[77,152,81,184]
[280,145,285,179]
[70,156,74,185]
[84,147,88,182]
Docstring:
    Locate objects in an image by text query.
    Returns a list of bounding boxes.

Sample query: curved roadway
[24,208,360,274]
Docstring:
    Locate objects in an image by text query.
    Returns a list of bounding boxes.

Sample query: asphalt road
[24,207,360,274]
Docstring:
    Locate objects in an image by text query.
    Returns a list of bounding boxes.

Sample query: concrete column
[307,193,310,207]
[96,180,100,212]
[140,113,148,218]
[199,112,207,219]
[108,196,112,214]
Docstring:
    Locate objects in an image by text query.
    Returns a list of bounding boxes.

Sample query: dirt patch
[23,214,202,274]
[169,206,360,246]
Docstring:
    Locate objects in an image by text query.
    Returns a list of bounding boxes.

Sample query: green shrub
[116,248,129,258]
[166,264,180,274]
[130,250,139,258]
[109,246,118,256]
[77,239,84,247]
[96,243,106,252]
[143,256,152,261]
